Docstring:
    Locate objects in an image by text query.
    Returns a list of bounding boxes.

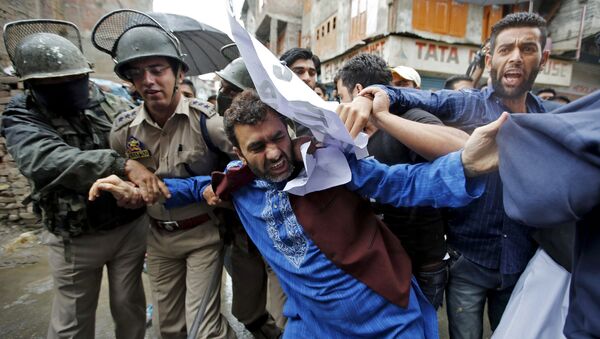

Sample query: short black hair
[536,87,556,96]
[490,12,547,52]
[336,53,392,92]
[280,48,321,75]
[444,74,473,90]
[181,78,196,96]
[315,82,327,93]
[224,89,286,148]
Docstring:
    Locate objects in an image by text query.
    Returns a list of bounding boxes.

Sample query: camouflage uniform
[1,83,148,339]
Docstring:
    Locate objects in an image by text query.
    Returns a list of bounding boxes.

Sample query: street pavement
[0,227,491,338]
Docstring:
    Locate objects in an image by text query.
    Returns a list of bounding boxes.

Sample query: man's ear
[233,146,246,163]
[354,83,364,94]
[485,52,492,71]
[539,49,550,70]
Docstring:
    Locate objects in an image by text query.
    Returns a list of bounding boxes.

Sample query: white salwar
[492,248,570,339]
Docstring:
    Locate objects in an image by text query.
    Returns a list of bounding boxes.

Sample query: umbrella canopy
[148,12,239,76]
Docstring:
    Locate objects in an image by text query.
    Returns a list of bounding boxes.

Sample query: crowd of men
[1,9,598,339]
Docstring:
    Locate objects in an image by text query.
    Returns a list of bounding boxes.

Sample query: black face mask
[31,76,90,113]
[216,92,234,116]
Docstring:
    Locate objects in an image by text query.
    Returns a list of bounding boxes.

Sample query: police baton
[187,245,226,339]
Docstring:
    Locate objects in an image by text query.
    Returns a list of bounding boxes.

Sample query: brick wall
[0,76,39,228]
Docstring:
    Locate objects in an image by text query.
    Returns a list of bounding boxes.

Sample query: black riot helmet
[91,9,188,81]
[215,58,255,115]
[216,57,253,91]
[3,19,92,81]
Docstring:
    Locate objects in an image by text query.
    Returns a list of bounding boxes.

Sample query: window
[412,0,469,38]
[482,5,503,42]
[277,30,285,55]
[315,15,338,57]
[350,0,367,42]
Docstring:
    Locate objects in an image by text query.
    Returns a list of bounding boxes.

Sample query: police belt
[151,213,211,232]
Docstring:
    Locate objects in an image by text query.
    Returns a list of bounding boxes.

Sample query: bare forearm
[373,112,468,161]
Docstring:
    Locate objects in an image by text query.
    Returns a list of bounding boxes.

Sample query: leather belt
[151,213,211,232]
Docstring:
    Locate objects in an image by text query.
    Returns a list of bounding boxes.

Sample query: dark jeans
[415,262,448,310]
[445,249,516,339]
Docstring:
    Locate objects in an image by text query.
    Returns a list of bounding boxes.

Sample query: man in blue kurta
[90,89,506,337]
[160,89,510,338]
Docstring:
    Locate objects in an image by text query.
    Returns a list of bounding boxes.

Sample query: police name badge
[126,136,151,160]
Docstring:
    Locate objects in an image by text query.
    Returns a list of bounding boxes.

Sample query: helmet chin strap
[170,62,182,107]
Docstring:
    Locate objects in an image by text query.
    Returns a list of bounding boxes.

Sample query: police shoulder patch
[125,136,151,160]
[113,108,138,131]
[190,99,216,118]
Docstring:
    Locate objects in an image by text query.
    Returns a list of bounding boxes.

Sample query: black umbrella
[148,12,239,76]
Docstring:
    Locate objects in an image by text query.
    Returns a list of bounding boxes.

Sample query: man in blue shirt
[336,12,558,339]
[90,88,507,337]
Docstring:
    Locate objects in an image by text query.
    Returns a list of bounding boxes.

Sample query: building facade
[241,0,303,56]
[242,0,599,95]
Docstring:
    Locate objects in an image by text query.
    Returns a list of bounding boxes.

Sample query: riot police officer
[1,19,161,338]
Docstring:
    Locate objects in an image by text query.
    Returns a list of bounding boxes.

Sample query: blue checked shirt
[379,85,557,277]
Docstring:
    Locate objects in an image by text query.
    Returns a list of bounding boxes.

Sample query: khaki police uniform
[111,97,234,339]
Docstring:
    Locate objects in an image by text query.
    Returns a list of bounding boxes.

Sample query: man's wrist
[460,151,476,178]
[112,157,128,178]
[371,110,391,124]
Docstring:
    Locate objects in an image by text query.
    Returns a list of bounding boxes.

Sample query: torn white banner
[226,1,367,195]
[284,140,352,195]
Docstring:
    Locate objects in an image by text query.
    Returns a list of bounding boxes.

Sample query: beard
[491,64,540,99]
[247,153,295,183]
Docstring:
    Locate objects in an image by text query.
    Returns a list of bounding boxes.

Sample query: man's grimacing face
[487,27,548,99]
[233,110,295,182]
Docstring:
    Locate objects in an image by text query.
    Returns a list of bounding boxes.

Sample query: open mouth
[269,158,288,174]
[503,69,523,87]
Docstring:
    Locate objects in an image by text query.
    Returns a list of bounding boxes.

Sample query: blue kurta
[165,150,483,338]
